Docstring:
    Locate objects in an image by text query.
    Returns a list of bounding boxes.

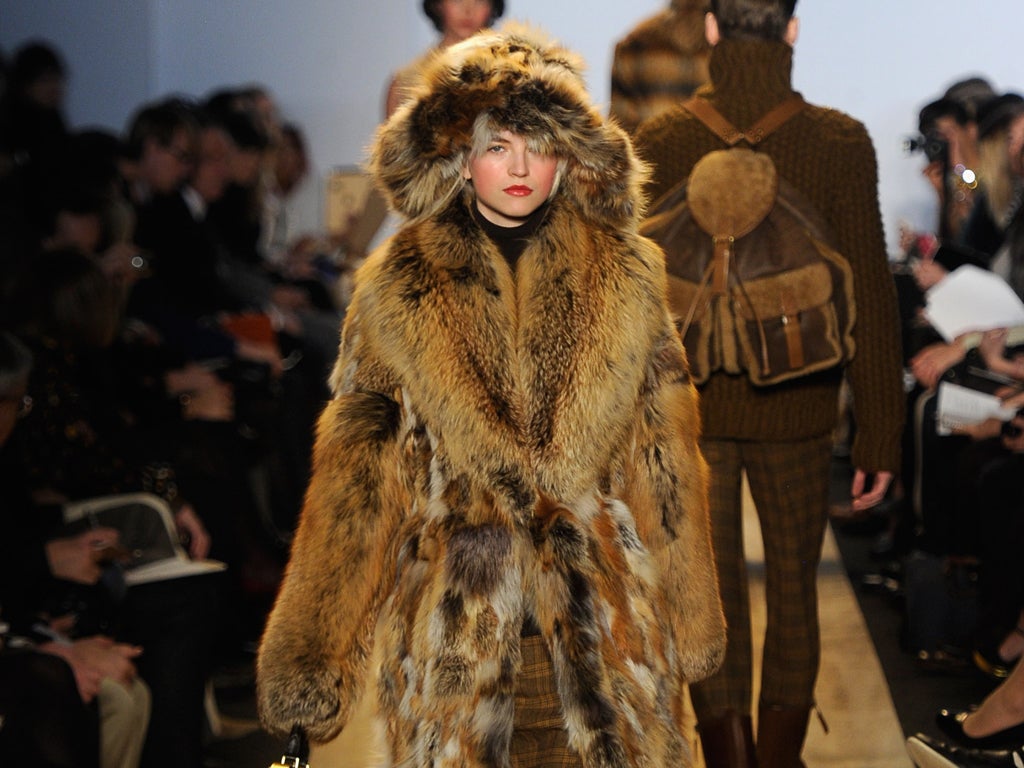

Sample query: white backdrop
[2,0,1022,251]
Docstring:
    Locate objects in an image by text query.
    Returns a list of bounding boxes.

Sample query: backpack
[641,95,856,386]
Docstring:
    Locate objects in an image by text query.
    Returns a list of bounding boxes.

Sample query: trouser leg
[690,439,753,719]
[745,436,831,768]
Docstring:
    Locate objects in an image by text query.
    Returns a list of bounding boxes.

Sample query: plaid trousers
[690,435,833,718]
[510,634,583,768]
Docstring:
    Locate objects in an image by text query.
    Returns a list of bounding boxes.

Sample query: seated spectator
[7,248,224,768]
[907,581,1024,767]
[0,39,71,245]
[0,330,150,768]
[887,85,1024,673]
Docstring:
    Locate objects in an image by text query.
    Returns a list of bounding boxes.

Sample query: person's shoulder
[801,101,873,145]
[633,101,701,147]
[615,2,708,56]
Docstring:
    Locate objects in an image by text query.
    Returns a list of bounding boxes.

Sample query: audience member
[609,0,710,134]
[907,605,1024,766]
[0,331,150,768]
[5,248,223,768]
[384,0,505,118]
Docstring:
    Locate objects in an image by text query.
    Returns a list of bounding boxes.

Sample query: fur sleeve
[256,305,409,742]
[625,323,726,682]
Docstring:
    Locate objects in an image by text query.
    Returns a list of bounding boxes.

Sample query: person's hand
[951,416,1004,441]
[174,502,210,560]
[978,328,1010,368]
[922,160,945,196]
[271,284,311,312]
[45,527,122,584]
[99,242,148,288]
[235,339,284,379]
[910,339,966,389]
[912,258,948,291]
[164,363,222,396]
[66,636,142,690]
[180,378,235,422]
[41,635,142,701]
[850,469,893,513]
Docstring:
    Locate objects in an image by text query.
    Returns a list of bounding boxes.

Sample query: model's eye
[487,143,506,154]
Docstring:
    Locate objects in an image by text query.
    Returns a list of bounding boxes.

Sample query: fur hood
[369,25,648,227]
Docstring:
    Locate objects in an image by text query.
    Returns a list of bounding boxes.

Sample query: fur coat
[257,27,725,768]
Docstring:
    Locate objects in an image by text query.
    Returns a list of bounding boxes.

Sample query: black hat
[977,92,1024,140]
[943,76,996,121]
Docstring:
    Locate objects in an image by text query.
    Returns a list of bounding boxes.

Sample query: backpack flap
[687,148,779,379]
[728,193,858,385]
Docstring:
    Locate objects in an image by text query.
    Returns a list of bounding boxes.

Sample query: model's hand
[850,469,893,512]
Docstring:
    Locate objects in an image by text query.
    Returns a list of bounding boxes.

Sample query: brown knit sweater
[634,39,905,473]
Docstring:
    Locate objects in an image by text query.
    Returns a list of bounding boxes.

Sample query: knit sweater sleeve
[820,115,905,472]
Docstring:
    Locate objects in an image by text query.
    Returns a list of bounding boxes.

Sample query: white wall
[2,1,1022,251]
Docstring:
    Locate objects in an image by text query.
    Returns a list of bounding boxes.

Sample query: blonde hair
[977,126,1015,225]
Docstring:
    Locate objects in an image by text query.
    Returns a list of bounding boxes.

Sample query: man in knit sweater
[633,1,905,766]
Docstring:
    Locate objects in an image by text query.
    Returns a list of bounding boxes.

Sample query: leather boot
[756,703,810,768]
[698,709,758,768]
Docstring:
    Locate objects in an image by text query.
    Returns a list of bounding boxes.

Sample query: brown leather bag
[642,96,856,386]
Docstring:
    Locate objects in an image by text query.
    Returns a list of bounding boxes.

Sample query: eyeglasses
[0,394,32,419]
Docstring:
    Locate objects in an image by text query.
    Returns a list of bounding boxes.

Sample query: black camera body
[904,132,949,164]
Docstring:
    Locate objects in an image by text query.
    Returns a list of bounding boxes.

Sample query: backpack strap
[682,95,806,146]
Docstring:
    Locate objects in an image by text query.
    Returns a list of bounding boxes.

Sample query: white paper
[924,265,1024,342]
[935,380,1018,435]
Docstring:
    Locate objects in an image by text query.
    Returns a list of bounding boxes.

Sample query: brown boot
[698,710,758,768]
[756,703,809,768]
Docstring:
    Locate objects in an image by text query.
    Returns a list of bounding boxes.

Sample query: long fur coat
[257,27,725,768]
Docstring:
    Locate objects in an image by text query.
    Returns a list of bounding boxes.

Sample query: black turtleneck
[472,201,550,271]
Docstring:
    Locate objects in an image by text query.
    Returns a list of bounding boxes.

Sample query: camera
[903,131,949,164]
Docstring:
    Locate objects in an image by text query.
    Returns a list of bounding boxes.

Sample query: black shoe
[937,709,1024,750]
[906,733,1024,767]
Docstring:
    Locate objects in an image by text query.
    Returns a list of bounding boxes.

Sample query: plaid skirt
[510,634,583,768]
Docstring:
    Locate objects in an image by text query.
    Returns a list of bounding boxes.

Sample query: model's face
[463,130,558,228]
[437,0,493,43]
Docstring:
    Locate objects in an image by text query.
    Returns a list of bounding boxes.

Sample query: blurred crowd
[0,39,357,768]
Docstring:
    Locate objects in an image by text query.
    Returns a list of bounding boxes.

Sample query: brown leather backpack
[642,95,856,386]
